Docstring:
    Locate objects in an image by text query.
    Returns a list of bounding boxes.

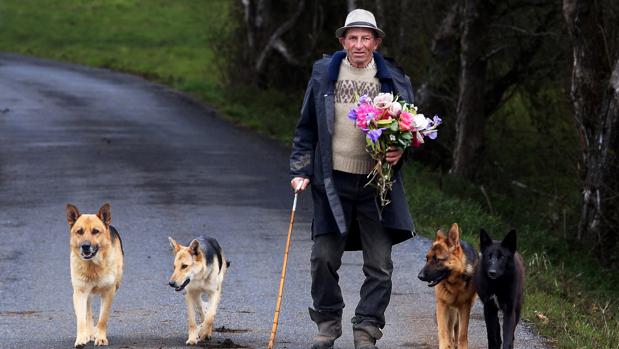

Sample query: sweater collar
[328,50,392,81]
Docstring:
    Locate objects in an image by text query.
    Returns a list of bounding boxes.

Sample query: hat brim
[335,24,385,38]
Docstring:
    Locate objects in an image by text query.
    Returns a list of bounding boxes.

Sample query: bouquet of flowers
[348,92,442,207]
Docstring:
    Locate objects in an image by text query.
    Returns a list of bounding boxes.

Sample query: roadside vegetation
[1,1,617,348]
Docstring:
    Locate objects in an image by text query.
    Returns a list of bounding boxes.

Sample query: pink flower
[398,111,413,131]
[373,93,394,109]
[355,104,380,129]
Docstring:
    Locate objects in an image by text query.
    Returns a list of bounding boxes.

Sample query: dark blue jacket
[290,51,416,250]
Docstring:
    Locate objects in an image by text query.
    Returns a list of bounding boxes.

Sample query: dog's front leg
[73,289,92,348]
[435,301,454,349]
[86,295,95,340]
[185,291,200,345]
[199,288,221,341]
[456,302,473,349]
[94,287,116,346]
[483,301,502,349]
[501,308,517,349]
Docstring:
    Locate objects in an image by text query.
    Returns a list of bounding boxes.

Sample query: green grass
[1,1,618,348]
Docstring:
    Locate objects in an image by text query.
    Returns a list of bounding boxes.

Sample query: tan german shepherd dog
[168,236,229,345]
[66,203,123,348]
[417,223,478,349]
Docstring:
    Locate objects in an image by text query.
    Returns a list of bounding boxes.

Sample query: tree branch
[255,0,306,73]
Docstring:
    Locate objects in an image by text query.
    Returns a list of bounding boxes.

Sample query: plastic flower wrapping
[348,92,442,207]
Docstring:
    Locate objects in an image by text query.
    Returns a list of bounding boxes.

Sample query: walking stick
[267,181,303,349]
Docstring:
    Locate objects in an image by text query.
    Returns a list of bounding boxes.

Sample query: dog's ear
[189,239,201,256]
[97,203,111,226]
[501,229,517,253]
[66,204,81,227]
[168,237,181,253]
[479,229,492,250]
[435,229,447,241]
[447,223,460,247]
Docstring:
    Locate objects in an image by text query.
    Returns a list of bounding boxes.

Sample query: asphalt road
[0,53,548,349]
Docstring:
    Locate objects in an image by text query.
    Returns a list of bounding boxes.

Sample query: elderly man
[289,8,416,349]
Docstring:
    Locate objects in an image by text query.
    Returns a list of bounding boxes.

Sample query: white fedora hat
[335,9,385,38]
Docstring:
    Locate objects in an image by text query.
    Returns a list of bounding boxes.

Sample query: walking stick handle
[267,187,302,349]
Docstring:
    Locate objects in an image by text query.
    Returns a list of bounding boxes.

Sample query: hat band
[345,21,378,29]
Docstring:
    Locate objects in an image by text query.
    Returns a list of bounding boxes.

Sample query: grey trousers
[310,171,394,329]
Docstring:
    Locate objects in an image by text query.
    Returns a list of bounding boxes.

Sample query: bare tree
[451,0,561,179]
[451,0,491,179]
[563,0,619,258]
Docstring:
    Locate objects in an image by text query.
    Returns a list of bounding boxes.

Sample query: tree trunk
[564,0,619,259]
[451,0,490,179]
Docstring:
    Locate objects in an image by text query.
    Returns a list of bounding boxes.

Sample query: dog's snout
[168,280,176,288]
[417,270,426,281]
[81,242,91,251]
[487,269,497,278]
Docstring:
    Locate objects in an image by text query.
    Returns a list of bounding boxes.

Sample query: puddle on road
[204,338,251,348]
[0,310,42,317]
[215,326,251,333]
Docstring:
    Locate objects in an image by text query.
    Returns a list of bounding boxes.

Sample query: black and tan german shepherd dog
[417,223,478,349]
[475,229,525,349]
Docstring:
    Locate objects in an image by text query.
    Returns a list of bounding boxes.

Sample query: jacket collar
[328,50,393,81]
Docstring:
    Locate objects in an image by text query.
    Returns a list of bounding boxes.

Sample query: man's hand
[291,177,310,192]
[386,147,404,166]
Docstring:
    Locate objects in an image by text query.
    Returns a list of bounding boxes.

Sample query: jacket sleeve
[289,79,317,179]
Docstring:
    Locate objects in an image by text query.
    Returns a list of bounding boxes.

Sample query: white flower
[412,114,429,130]
[388,102,402,116]
[373,93,394,109]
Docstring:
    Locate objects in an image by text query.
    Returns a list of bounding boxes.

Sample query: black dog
[475,229,525,349]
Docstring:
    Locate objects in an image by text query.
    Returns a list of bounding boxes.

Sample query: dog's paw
[74,334,92,348]
[185,336,199,346]
[94,336,109,346]
[198,321,213,341]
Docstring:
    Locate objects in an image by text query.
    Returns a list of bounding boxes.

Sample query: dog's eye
[76,229,84,235]
[181,264,188,269]
[92,229,99,235]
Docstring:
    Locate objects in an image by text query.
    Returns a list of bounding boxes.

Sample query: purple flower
[433,115,442,125]
[425,130,438,140]
[367,128,386,143]
[348,108,357,121]
[358,94,371,105]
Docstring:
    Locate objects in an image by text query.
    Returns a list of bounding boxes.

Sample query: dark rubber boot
[309,308,342,349]
[352,322,382,349]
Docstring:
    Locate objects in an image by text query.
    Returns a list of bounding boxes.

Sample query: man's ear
[339,36,346,48]
[168,237,180,254]
[97,203,111,226]
[66,204,81,227]
[501,229,517,254]
[480,229,493,251]
[374,36,382,49]
[189,239,201,256]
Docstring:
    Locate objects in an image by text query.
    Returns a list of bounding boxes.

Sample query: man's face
[339,28,382,68]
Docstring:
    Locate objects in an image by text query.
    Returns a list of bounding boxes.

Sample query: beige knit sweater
[332,58,381,174]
